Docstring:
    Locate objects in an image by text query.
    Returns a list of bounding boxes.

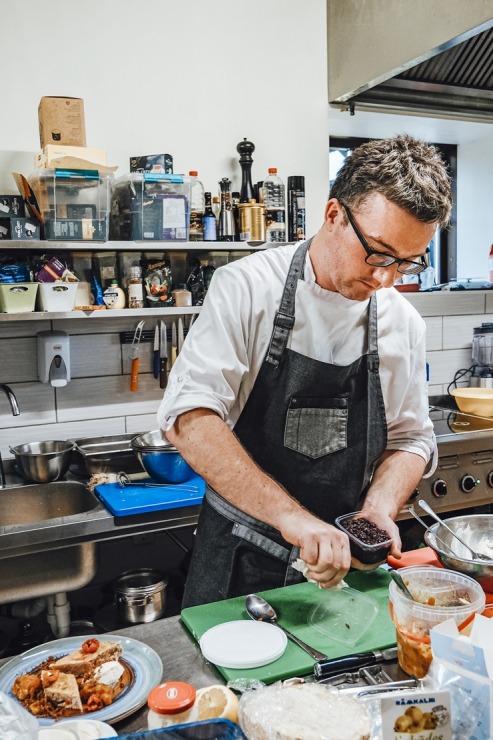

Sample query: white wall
[1,0,329,237]
[328,107,493,280]
[0,0,330,455]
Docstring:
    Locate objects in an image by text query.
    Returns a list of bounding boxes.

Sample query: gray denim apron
[182,239,388,607]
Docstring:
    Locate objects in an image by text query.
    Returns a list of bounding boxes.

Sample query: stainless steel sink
[0,480,98,526]
[0,480,100,604]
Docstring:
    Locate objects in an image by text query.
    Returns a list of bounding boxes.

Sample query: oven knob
[488,471,493,488]
[431,479,447,497]
[460,474,477,493]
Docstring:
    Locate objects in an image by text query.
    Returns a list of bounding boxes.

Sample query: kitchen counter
[0,611,406,736]
[0,471,200,559]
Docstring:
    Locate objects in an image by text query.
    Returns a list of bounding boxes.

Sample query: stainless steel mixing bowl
[424,514,493,591]
[130,431,195,484]
[9,440,75,483]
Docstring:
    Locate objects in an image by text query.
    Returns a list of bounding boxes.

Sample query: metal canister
[238,200,266,242]
[112,568,168,624]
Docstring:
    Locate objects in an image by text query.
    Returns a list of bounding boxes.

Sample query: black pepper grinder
[237,138,256,203]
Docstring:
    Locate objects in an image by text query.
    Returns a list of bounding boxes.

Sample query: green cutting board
[181,569,396,684]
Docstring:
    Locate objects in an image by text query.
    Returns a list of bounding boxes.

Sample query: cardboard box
[0,195,25,218]
[0,218,40,240]
[35,145,106,169]
[38,96,86,148]
[130,153,173,174]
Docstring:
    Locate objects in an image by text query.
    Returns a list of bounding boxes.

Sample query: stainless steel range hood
[347,28,493,120]
[328,1,493,122]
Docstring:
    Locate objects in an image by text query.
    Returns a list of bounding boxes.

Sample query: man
[158,134,452,607]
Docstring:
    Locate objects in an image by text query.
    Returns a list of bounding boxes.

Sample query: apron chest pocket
[284,396,348,458]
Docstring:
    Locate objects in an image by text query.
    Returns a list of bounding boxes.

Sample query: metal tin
[238,200,265,241]
[113,568,168,624]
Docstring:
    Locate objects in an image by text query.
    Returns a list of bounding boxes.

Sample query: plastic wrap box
[115,719,246,739]
[110,173,191,241]
[0,195,25,217]
[0,218,40,239]
[0,283,38,313]
[28,168,111,241]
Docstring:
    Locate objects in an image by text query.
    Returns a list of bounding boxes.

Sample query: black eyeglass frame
[340,202,427,276]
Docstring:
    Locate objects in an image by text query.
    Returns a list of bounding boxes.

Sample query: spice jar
[147,681,196,729]
[128,265,144,309]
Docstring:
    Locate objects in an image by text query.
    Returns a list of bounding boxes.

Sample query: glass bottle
[188,170,205,242]
[203,191,217,242]
[128,265,144,308]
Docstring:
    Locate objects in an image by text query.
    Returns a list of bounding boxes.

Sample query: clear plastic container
[110,173,191,241]
[308,586,378,647]
[388,565,486,678]
[335,512,392,565]
[28,168,111,241]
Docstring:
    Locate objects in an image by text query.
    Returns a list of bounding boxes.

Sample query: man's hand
[279,510,352,588]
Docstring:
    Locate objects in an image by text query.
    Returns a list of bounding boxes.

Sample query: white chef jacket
[158,243,436,467]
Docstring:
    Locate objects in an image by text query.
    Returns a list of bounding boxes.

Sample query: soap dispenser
[37,331,71,387]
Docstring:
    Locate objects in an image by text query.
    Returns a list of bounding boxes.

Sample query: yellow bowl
[451,387,493,417]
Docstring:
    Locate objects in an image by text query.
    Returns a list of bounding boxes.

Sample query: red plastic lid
[189,170,198,176]
[147,681,196,715]
[268,167,277,174]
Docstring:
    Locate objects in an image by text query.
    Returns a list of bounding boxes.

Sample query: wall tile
[0,382,55,431]
[443,314,493,350]
[126,413,159,433]
[424,317,442,351]
[56,374,163,423]
[427,348,472,386]
[405,292,486,316]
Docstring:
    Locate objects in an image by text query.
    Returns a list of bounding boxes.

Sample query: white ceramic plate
[0,634,162,727]
[52,718,118,738]
[199,620,287,668]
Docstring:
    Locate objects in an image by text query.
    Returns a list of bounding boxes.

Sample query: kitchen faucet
[0,384,20,488]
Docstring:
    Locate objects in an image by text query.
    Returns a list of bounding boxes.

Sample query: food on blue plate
[11,638,129,720]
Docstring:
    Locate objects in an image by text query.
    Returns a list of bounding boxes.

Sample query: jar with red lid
[147,681,196,729]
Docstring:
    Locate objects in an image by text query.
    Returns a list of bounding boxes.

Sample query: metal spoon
[389,569,415,600]
[408,505,457,557]
[245,593,328,661]
[418,499,491,561]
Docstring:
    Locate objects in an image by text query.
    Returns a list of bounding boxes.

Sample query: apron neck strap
[266,239,311,366]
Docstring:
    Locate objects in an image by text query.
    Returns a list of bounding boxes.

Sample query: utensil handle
[130,358,139,392]
[418,499,478,557]
[280,625,327,661]
[314,652,377,678]
[153,349,160,379]
[159,358,168,389]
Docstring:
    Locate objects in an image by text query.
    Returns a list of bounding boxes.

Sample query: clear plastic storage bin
[110,173,191,241]
[28,168,111,241]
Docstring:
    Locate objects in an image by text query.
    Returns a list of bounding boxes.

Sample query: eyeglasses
[341,203,427,276]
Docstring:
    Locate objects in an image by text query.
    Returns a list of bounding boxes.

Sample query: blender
[470,323,493,387]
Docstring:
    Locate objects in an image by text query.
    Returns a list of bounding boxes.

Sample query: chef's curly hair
[330,134,452,227]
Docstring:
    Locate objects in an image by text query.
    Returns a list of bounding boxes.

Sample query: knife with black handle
[159,321,168,389]
[313,646,397,679]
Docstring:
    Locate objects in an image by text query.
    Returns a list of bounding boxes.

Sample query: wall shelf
[0,240,279,252]
[0,306,202,322]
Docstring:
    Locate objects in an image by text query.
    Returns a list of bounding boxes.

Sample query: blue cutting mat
[95,474,205,516]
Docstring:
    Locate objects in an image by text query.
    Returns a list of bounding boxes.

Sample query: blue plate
[0,634,162,726]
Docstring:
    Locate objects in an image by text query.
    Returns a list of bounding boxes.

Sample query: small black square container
[335,512,392,565]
